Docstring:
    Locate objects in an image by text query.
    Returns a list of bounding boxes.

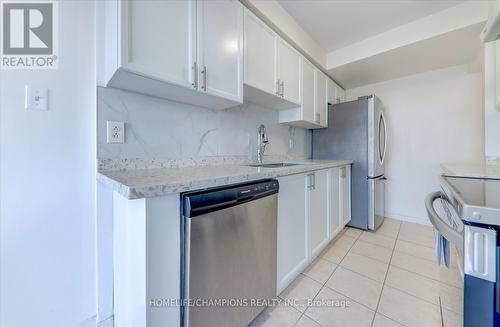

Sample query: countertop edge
[98,160,353,200]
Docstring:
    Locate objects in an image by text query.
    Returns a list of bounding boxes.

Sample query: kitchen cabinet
[335,83,346,103]
[340,165,352,225]
[327,78,346,105]
[278,58,316,128]
[329,168,342,240]
[314,70,328,127]
[243,10,302,110]
[308,170,329,258]
[277,40,302,105]
[277,173,309,294]
[99,0,243,110]
[277,165,351,293]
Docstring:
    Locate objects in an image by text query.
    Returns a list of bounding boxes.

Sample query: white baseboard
[385,213,432,226]
[77,316,97,327]
[97,316,114,327]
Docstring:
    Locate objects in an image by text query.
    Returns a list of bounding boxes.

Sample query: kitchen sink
[246,162,303,168]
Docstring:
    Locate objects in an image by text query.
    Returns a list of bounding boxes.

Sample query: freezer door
[368,176,386,230]
[368,96,386,178]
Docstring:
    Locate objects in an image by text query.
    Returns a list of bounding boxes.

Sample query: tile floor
[251,219,463,327]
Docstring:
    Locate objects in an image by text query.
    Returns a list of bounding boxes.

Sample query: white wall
[484,0,500,159]
[0,1,97,326]
[347,65,484,224]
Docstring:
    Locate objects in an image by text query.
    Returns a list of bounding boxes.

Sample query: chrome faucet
[257,124,269,163]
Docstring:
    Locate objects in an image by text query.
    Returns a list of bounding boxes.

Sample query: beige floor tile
[395,239,435,262]
[339,252,389,283]
[249,302,302,327]
[385,266,440,305]
[332,233,357,247]
[378,286,441,327]
[439,283,463,313]
[372,313,404,327]
[303,258,337,284]
[372,220,400,235]
[294,314,321,327]
[442,308,462,327]
[343,227,363,239]
[280,275,323,312]
[321,238,353,264]
[398,222,435,247]
[305,287,375,327]
[326,267,383,310]
[391,251,439,281]
[439,264,463,288]
[350,240,393,263]
[359,231,396,249]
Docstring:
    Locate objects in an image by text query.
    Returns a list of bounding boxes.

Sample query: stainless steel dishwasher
[181,179,279,327]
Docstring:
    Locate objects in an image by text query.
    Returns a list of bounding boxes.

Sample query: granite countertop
[441,163,500,180]
[98,160,352,199]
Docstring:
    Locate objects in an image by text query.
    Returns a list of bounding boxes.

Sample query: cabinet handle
[341,167,346,178]
[280,81,284,98]
[307,173,313,189]
[276,79,280,96]
[315,113,320,123]
[201,66,207,91]
[336,97,341,104]
[192,62,198,89]
[312,173,316,189]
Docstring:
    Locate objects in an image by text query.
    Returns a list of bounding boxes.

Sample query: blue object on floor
[435,233,442,265]
[442,235,450,268]
[435,233,451,268]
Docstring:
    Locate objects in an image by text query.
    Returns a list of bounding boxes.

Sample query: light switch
[25,86,48,111]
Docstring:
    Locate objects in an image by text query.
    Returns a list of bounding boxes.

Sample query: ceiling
[329,23,483,88]
[277,0,467,52]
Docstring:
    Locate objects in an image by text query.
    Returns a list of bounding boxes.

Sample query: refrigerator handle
[380,111,387,164]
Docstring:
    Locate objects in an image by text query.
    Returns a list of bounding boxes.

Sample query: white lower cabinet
[341,165,352,225]
[329,168,342,240]
[277,173,309,294]
[277,165,351,294]
[308,170,329,258]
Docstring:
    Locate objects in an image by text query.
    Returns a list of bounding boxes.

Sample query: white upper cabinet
[99,0,243,110]
[314,70,328,127]
[243,9,277,96]
[327,78,336,105]
[277,40,302,105]
[197,0,243,103]
[124,0,196,89]
[301,59,316,124]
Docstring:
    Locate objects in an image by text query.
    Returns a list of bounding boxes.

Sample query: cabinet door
[243,9,278,96]
[309,170,329,258]
[121,0,196,88]
[197,0,243,102]
[302,59,315,123]
[341,165,352,226]
[314,70,328,127]
[278,40,301,105]
[329,168,342,240]
[277,174,308,294]
[327,78,336,105]
[335,84,346,103]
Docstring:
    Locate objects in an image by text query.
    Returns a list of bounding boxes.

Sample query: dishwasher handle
[183,180,279,218]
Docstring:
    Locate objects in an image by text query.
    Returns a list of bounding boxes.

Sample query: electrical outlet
[107,121,125,143]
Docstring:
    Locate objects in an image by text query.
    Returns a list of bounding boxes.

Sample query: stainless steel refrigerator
[312,95,387,230]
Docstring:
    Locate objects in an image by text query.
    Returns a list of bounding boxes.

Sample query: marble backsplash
[97,87,309,169]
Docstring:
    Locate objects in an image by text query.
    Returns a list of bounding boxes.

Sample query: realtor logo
[1,1,58,69]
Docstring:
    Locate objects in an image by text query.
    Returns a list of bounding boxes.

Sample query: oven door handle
[425,191,463,248]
